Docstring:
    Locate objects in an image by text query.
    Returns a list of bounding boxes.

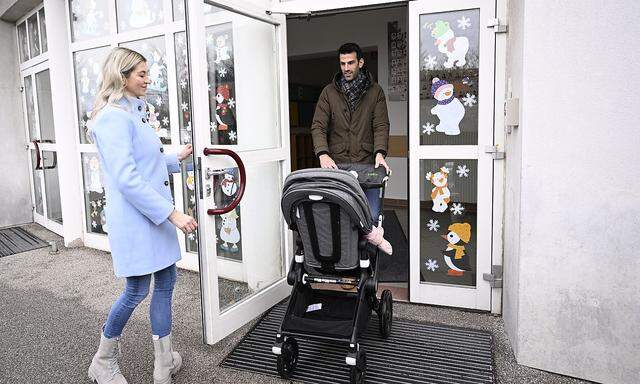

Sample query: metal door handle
[202,148,246,215]
[32,140,42,170]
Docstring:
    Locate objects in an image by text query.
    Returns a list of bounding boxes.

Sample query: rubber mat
[378,210,409,282]
[0,227,49,258]
[221,301,495,384]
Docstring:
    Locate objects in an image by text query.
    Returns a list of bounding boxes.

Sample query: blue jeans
[365,188,381,224]
[103,264,177,339]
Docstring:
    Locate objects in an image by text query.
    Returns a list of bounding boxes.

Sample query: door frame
[407,0,503,311]
[188,0,293,344]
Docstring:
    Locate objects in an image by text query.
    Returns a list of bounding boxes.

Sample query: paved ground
[0,224,593,384]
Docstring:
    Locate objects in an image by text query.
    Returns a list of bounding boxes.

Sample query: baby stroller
[272,164,393,384]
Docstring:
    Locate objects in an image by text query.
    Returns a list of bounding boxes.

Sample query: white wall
[287,7,408,200]
[0,20,32,228]
[504,1,640,383]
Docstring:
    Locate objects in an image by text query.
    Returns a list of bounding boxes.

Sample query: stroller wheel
[378,289,393,339]
[276,337,298,379]
[349,350,367,384]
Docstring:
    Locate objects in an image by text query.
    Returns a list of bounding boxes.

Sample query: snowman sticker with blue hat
[430,77,465,136]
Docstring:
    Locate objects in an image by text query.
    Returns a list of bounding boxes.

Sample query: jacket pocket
[361,142,374,154]
[329,142,346,154]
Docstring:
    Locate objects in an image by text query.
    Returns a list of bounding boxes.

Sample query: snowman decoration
[214,35,231,64]
[431,20,469,68]
[129,0,155,29]
[88,156,103,194]
[148,52,166,92]
[426,166,451,213]
[219,209,240,252]
[220,173,237,197]
[430,78,465,135]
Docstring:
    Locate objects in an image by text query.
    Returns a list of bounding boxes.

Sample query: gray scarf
[339,69,371,111]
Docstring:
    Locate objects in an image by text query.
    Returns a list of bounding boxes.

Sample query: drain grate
[221,302,495,384]
[0,227,49,258]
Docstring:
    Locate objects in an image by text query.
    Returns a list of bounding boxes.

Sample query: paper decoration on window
[442,222,472,276]
[425,166,451,213]
[430,78,465,136]
[387,21,407,101]
[69,0,109,42]
[219,208,241,252]
[431,20,469,68]
[425,259,439,272]
[211,167,243,261]
[73,46,110,143]
[206,23,238,145]
[82,153,107,235]
[117,0,163,32]
[174,32,192,144]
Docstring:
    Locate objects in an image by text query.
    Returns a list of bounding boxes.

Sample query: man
[311,42,391,222]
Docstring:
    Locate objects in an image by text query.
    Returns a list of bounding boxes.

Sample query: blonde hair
[87,47,146,136]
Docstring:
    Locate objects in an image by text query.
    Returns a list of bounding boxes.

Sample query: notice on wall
[388,21,407,101]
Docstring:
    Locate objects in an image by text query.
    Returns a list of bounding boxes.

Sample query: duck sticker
[431,20,469,68]
[430,78,465,136]
[426,166,451,213]
[441,222,472,276]
[219,209,240,252]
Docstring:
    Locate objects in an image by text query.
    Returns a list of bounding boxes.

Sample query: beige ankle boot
[88,334,128,384]
[152,334,182,384]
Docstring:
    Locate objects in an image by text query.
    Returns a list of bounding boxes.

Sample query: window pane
[73,46,110,143]
[39,9,48,53]
[30,150,43,215]
[24,76,37,140]
[28,14,41,57]
[117,0,164,32]
[206,23,237,145]
[121,36,171,144]
[17,22,29,62]
[36,70,56,143]
[43,151,63,224]
[69,0,110,42]
[82,153,107,234]
[174,32,192,144]
[172,0,185,21]
[420,159,478,287]
[419,10,480,145]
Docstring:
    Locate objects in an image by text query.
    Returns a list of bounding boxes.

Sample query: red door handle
[32,140,42,170]
[203,148,246,215]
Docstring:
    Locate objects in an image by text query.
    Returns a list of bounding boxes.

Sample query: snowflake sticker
[422,122,435,135]
[162,117,169,126]
[228,131,237,141]
[207,83,212,91]
[425,259,439,272]
[91,221,97,228]
[457,16,471,30]
[450,203,465,215]
[219,67,228,77]
[188,233,195,241]
[427,219,440,232]
[462,93,477,107]
[228,98,235,108]
[210,122,217,132]
[190,195,195,204]
[423,54,437,70]
[80,119,87,128]
[456,165,470,178]
[181,102,189,111]
[179,79,187,89]
[155,96,162,106]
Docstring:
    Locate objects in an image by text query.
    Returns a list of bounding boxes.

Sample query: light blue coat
[91,96,181,277]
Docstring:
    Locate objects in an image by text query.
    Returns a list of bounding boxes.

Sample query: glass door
[408,0,496,310]
[22,62,63,236]
[186,0,291,344]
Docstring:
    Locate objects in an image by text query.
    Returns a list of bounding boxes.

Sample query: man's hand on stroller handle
[375,153,391,174]
[319,154,338,169]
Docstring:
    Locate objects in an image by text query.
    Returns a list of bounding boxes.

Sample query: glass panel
[419,10,480,145]
[36,70,55,143]
[82,153,108,234]
[39,9,48,53]
[30,150,43,215]
[43,151,63,224]
[121,36,171,144]
[24,76,37,140]
[218,162,284,312]
[420,159,477,287]
[206,23,237,145]
[17,22,29,63]
[172,0,185,21]
[73,46,110,143]
[69,0,110,42]
[27,14,40,57]
[174,32,193,144]
[117,0,164,32]
[181,158,197,253]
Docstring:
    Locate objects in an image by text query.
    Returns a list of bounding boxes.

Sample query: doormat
[0,227,49,258]
[378,210,409,282]
[221,301,495,384]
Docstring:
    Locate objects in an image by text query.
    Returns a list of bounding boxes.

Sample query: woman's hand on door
[169,210,198,234]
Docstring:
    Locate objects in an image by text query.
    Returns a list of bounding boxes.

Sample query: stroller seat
[273,166,393,384]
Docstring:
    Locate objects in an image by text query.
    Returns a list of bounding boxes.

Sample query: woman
[87,47,197,384]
